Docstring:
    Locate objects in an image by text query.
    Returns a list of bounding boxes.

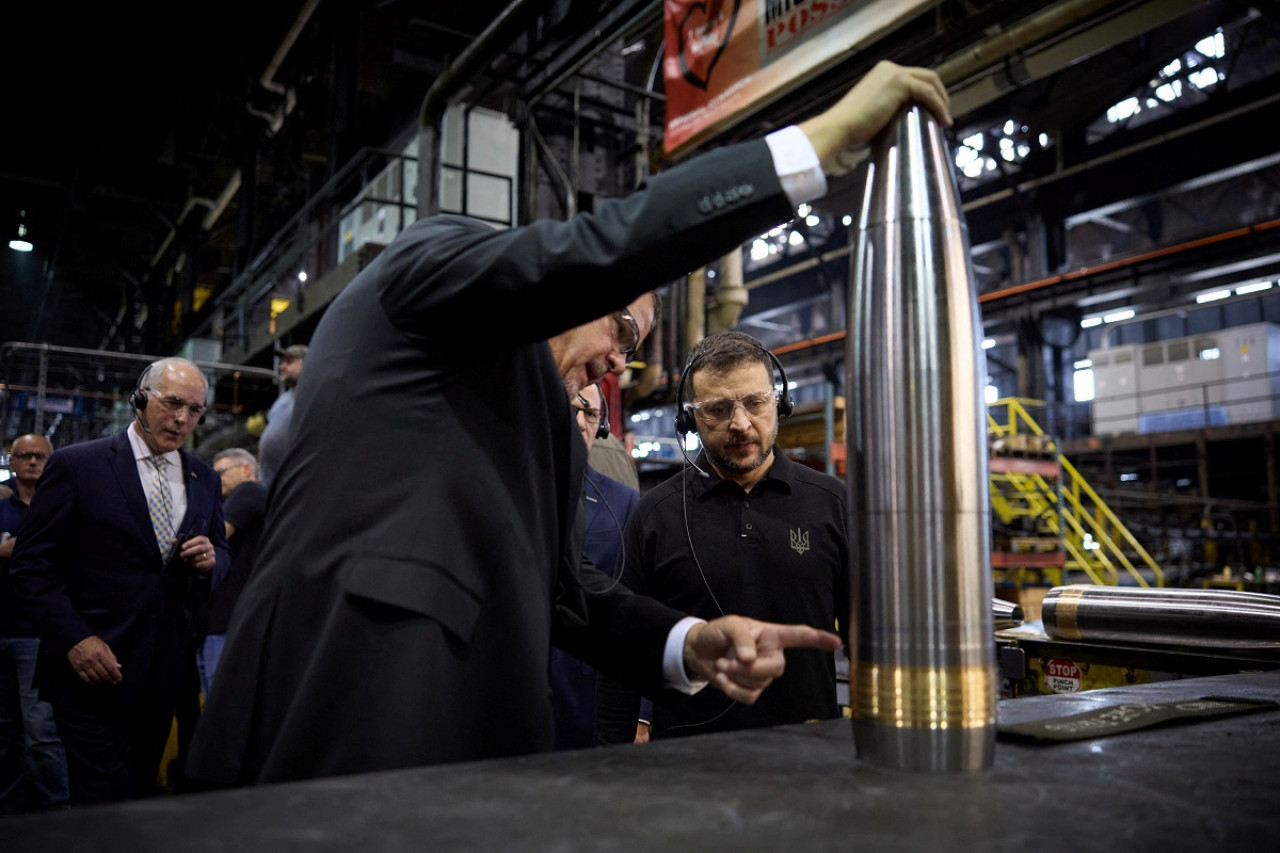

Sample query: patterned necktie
[145,455,175,553]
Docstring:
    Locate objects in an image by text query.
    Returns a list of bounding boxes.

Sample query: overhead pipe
[250,0,319,134]
[708,246,748,334]
[417,0,543,218]
[755,213,1280,364]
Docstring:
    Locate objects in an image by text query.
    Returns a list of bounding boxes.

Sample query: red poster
[663,0,937,156]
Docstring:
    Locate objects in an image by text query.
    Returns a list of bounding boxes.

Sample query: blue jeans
[0,636,69,808]
[196,634,227,699]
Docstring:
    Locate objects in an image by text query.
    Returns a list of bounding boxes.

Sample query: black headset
[674,343,793,435]
[595,391,611,441]
[130,364,207,425]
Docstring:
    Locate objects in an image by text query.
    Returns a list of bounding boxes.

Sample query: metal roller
[1043,585,1280,649]
[846,104,996,772]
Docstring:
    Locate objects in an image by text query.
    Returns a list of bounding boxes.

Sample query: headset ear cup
[674,356,696,436]
[766,350,793,417]
[675,408,691,435]
[130,388,148,412]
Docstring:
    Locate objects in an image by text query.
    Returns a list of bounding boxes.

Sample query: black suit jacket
[187,136,796,784]
[9,429,228,709]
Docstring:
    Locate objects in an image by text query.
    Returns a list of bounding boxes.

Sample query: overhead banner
[662,0,937,156]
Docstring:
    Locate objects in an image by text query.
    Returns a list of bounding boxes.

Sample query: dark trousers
[51,675,180,805]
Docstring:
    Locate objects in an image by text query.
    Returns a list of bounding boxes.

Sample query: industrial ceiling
[2,0,1278,392]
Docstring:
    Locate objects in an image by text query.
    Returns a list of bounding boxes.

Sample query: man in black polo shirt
[596,331,849,744]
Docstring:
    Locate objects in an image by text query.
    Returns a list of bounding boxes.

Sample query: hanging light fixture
[9,210,33,252]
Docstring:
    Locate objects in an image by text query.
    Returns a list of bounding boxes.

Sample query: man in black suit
[188,61,951,786]
[10,357,229,804]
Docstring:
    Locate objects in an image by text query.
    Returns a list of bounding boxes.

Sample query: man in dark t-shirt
[197,448,267,698]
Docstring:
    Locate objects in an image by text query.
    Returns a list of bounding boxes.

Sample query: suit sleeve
[375,139,793,346]
[551,489,685,703]
[593,508,653,745]
[8,453,95,656]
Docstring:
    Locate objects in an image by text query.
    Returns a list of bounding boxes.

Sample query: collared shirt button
[745,522,753,530]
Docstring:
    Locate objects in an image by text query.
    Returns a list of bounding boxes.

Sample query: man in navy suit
[550,383,641,749]
[10,357,229,804]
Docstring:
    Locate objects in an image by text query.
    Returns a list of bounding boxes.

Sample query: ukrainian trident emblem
[790,527,810,555]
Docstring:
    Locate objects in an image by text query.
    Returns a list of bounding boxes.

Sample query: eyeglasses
[572,396,601,426]
[145,388,207,419]
[610,309,640,364]
[685,389,779,425]
[10,452,49,462]
[213,465,237,476]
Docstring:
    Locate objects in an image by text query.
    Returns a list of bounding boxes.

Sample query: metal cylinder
[1043,584,1280,649]
[846,104,996,772]
[992,596,1025,631]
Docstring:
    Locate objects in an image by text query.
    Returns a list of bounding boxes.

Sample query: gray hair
[138,357,210,399]
[213,447,260,479]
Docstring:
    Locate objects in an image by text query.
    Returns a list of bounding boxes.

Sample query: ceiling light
[9,216,32,252]
[1195,289,1231,304]
[1235,281,1273,296]
[1102,309,1135,323]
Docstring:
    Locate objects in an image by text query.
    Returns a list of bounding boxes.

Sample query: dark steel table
[6,670,1279,851]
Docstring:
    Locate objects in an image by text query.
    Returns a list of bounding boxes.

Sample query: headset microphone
[677,432,711,478]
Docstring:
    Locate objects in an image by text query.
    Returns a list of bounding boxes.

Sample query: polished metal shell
[1043,584,1280,648]
[846,104,996,771]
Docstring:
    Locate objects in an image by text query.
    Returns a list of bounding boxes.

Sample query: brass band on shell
[1047,585,1086,640]
[852,664,997,729]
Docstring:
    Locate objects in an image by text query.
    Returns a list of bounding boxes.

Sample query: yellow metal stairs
[987,398,1164,588]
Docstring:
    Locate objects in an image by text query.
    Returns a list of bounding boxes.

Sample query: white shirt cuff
[765,125,828,207]
[663,616,708,695]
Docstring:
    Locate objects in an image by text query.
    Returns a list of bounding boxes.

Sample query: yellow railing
[987,397,1164,587]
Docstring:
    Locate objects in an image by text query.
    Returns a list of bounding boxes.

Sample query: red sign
[1045,658,1083,694]
[662,0,938,157]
